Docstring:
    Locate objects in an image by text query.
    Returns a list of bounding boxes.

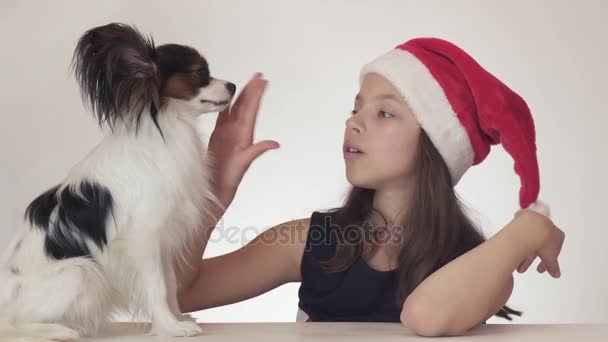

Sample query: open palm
[207,73,280,208]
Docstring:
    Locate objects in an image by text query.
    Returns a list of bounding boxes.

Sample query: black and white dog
[0,23,234,340]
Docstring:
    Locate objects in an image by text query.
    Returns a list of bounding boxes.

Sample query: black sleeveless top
[297,211,402,322]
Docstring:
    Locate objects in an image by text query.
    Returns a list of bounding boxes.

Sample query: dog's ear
[71,23,161,129]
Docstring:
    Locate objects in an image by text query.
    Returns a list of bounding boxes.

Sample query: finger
[537,261,547,273]
[551,262,561,278]
[544,259,561,278]
[230,72,263,121]
[241,77,268,127]
[517,255,536,273]
[243,140,280,165]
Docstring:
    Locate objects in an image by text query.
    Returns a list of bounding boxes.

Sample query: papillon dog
[0,22,235,341]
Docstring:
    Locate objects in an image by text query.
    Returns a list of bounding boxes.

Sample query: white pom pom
[525,200,551,218]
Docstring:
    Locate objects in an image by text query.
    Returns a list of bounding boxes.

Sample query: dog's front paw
[150,321,202,337]
[177,313,197,323]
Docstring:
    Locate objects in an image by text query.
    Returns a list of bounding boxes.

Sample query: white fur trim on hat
[360,49,475,184]
[526,200,551,218]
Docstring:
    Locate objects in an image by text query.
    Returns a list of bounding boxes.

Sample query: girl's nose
[346,115,363,133]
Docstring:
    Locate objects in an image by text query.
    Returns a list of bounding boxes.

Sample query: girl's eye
[378,111,394,118]
[350,109,358,115]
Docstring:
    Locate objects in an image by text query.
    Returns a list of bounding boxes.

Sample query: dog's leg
[129,237,202,337]
[163,250,181,317]
[162,251,197,323]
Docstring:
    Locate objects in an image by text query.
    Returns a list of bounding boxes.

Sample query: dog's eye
[198,68,209,80]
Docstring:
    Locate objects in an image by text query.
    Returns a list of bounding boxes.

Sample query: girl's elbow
[400,298,474,337]
[401,298,447,337]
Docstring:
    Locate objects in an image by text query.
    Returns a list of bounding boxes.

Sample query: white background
[1,0,606,324]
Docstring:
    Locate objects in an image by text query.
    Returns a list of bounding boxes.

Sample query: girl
[175,38,565,337]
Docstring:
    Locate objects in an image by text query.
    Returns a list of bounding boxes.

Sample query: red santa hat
[360,37,549,217]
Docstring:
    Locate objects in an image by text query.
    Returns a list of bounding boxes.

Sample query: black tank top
[297,211,402,322]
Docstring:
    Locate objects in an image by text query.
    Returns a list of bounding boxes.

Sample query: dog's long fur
[0,23,236,341]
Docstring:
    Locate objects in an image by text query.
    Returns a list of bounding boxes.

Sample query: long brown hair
[321,130,521,320]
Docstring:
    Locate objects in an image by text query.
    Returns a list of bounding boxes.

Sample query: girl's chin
[345,173,376,189]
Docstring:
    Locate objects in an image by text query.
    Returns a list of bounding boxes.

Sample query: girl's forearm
[401,211,548,336]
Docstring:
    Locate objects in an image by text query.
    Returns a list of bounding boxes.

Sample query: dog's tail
[0,320,80,342]
[0,268,81,342]
[0,256,110,341]
[0,320,26,342]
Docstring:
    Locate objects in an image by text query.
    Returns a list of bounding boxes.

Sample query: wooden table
[79,322,608,341]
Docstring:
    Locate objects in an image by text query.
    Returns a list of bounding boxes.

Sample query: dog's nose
[225,82,236,96]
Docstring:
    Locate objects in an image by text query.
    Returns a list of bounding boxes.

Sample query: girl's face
[344,73,421,190]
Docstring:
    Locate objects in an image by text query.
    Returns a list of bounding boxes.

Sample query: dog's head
[71,23,235,130]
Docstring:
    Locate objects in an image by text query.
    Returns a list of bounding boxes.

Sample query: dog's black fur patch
[157,43,210,88]
[25,181,114,260]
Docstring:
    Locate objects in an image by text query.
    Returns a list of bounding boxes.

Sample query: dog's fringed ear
[71,23,161,130]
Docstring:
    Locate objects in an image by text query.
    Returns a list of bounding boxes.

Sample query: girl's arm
[401,210,565,337]
[174,72,281,303]
[178,217,309,313]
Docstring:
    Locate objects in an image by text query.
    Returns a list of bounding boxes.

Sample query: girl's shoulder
[304,210,340,261]
[261,210,335,282]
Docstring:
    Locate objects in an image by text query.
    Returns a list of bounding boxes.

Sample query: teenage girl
[175,37,565,337]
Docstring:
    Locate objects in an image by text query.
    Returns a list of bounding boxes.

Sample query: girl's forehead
[358,73,403,99]
[355,93,403,105]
